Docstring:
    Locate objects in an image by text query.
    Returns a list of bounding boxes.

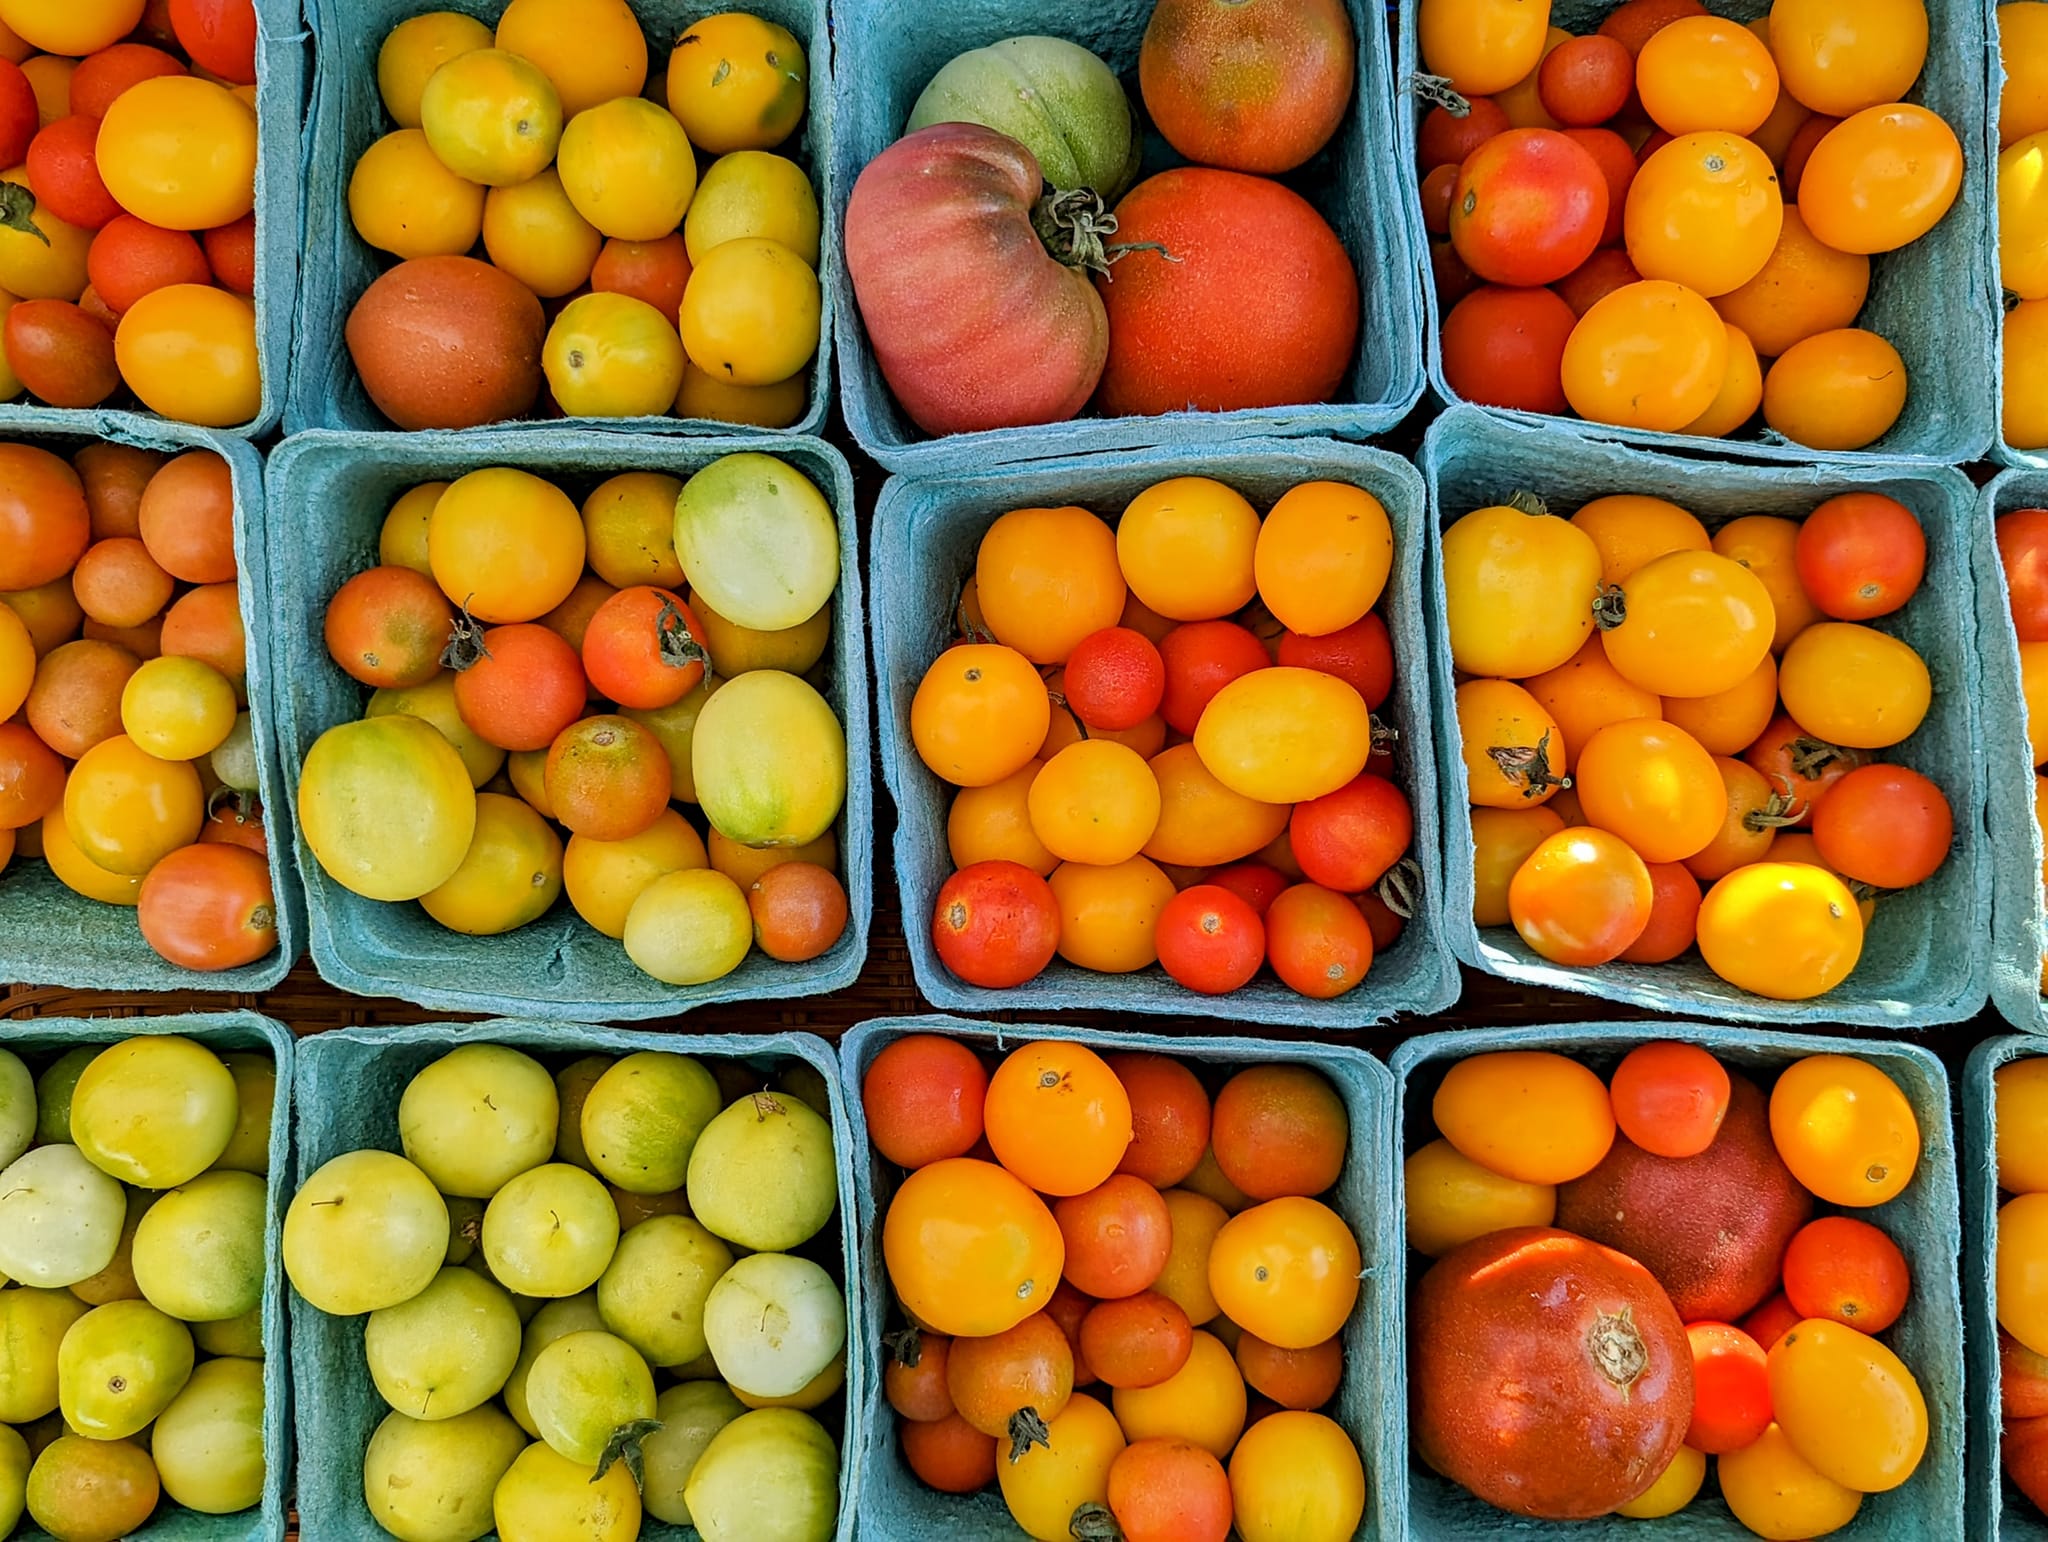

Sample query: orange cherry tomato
[1782,1215,1910,1332]
[1608,1041,1730,1158]
[985,1040,1134,1197]
[883,1157,1065,1337]
[1508,826,1656,966]
[1562,279,1729,430]
[1574,718,1726,864]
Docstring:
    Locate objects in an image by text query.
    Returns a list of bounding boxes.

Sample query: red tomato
[450,621,587,752]
[1064,626,1166,731]
[1078,1291,1194,1390]
[1275,612,1392,708]
[1156,883,1266,995]
[203,212,256,295]
[1045,1279,1098,1385]
[1417,96,1510,171]
[1158,620,1269,735]
[26,117,119,230]
[1794,493,1926,620]
[1554,247,1643,315]
[1449,128,1609,287]
[580,585,708,710]
[1440,284,1575,413]
[863,1033,989,1170]
[5,299,118,408]
[887,1333,955,1421]
[591,234,692,325]
[69,44,187,120]
[1742,1293,1802,1352]
[1420,162,1459,237]
[1615,859,1702,963]
[1265,881,1375,997]
[1055,1176,1174,1299]
[1108,1438,1233,1542]
[199,799,266,855]
[0,58,33,169]
[2000,509,2048,642]
[1809,762,1952,889]
[87,215,211,315]
[1288,772,1411,893]
[1685,1320,1771,1454]
[933,860,1061,988]
[1432,239,1480,308]
[137,843,277,971]
[1742,713,1865,825]
[1598,0,1710,55]
[901,1410,999,1493]
[170,0,259,85]
[1563,126,1638,245]
[1354,887,1407,950]
[1781,114,1840,199]
[1539,36,1634,127]
[1608,1041,1731,1158]
[1105,1051,1211,1188]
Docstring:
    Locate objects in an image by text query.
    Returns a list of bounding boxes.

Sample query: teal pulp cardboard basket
[1964,1035,2048,1542]
[1421,407,1989,1025]
[1394,0,1997,466]
[0,422,303,993]
[0,1010,296,1542]
[871,436,1458,1026]
[287,0,831,438]
[261,428,869,1019]
[1393,1022,1965,1541]
[829,0,1428,474]
[287,1018,863,1542]
[838,1014,1405,1542]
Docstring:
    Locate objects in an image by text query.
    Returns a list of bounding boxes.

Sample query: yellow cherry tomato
[1192,666,1371,804]
[1777,621,1930,749]
[495,0,648,118]
[1574,718,1725,864]
[680,237,820,388]
[420,792,564,935]
[556,97,697,243]
[114,284,261,428]
[1662,652,1778,755]
[685,151,820,268]
[2001,1192,2048,1354]
[1718,1422,1863,1539]
[1600,549,1776,701]
[544,292,687,419]
[910,642,1049,788]
[1562,281,1730,432]
[1998,1058,2048,1194]
[1764,327,1910,452]
[666,12,808,155]
[1625,132,1784,298]
[0,0,140,56]
[1712,207,1871,359]
[1208,1198,1360,1350]
[119,655,236,761]
[1110,1331,1246,1460]
[481,168,601,297]
[377,11,492,128]
[366,674,504,789]
[997,1393,1124,1542]
[2004,1,2048,147]
[1768,1319,1929,1492]
[1799,104,1962,254]
[1117,476,1259,623]
[1569,494,1708,587]
[1615,1443,1707,1518]
[63,733,204,875]
[1684,323,1766,438]
[677,362,806,427]
[2010,299,2048,451]
[1713,514,1824,653]
[349,128,486,261]
[1457,678,1568,810]
[1441,500,1601,678]
[563,807,708,939]
[1770,1052,1920,1204]
[1697,863,1863,999]
[2008,133,2048,301]
[1046,856,1175,974]
[96,77,256,230]
[1417,0,1553,96]
[419,49,563,187]
[1229,1411,1366,1542]
[0,166,90,300]
[378,482,446,575]
[1403,1136,1556,1257]
[41,807,140,903]
[1768,0,1930,117]
[1433,1050,1615,1185]
[1470,806,1567,927]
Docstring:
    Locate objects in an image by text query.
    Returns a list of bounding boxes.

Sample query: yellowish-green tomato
[34,1048,95,1146]
[622,868,754,987]
[70,1035,239,1189]
[0,1288,91,1423]
[505,1292,606,1438]
[0,1146,125,1288]
[684,152,821,267]
[211,1052,276,1175]
[366,1403,528,1542]
[0,1046,32,1168]
[132,1169,267,1322]
[481,1163,619,1298]
[687,1090,839,1252]
[69,1187,152,1307]
[0,1424,26,1538]
[684,1408,839,1542]
[597,1215,733,1368]
[210,713,262,794]
[553,1057,613,1171]
[703,1254,845,1400]
[57,1299,195,1440]
[399,1043,560,1200]
[365,1266,522,1423]
[674,453,838,633]
[418,792,565,937]
[152,1357,266,1515]
[193,1307,265,1360]
[284,1150,450,1316]
[579,1053,721,1195]
[643,1380,746,1526]
[525,1329,657,1467]
[495,1440,641,1542]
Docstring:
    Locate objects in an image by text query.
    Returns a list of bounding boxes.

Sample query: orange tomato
[1661,653,1778,754]
[1600,549,1776,700]
[1609,1041,1731,1158]
[1798,104,1961,254]
[1252,481,1391,638]
[1683,323,1765,438]
[1470,805,1567,928]
[1636,17,1782,136]
[1110,1330,1246,1461]
[1768,0,1930,116]
[1432,1049,1617,1184]
[1228,1411,1367,1542]
[1154,1189,1229,1326]
[1522,634,1663,762]
[984,1040,1134,1197]
[1508,825,1656,967]
[427,467,585,624]
[911,643,1050,787]
[1568,494,1709,587]
[1684,755,1790,881]
[1574,718,1726,863]
[1770,1052,1919,1205]
[883,1157,1064,1337]
[1047,855,1176,973]
[113,284,260,427]
[96,75,256,230]
[1144,743,1290,868]
[976,505,1126,665]
[1763,327,1909,451]
[2010,298,2048,451]
[949,761,1056,875]
[1456,678,1569,809]
[1696,862,1864,999]
[1712,207,1871,357]
[1562,280,1729,430]
[1777,621,1930,748]
[1712,514,1823,653]
[0,599,32,717]
[1025,740,1161,866]
[481,167,602,297]
[63,731,203,873]
[1117,477,1260,623]
[1207,1197,1359,1350]
[1417,0,1555,96]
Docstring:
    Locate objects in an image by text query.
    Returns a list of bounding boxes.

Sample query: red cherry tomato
[1615,859,1702,963]
[1417,96,1510,171]
[137,843,277,971]
[580,586,708,710]
[1999,509,2048,642]
[451,621,588,752]
[1809,762,1952,890]
[1064,626,1166,731]
[933,860,1061,988]
[1155,884,1266,995]
[1275,612,1393,709]
[1449,128,1609,287]
[1158,620,1270,735]
[863,1033,989,1170]
[1686,1320,1771,1454]
[1288,772,1412,894]
[1440,284,1576,414]
[170,0,259,85]
[1055,1176,1174,1300]
[1608,1041,1731,1158]
[1539,36,1634,127]
[1794,493,1926,620]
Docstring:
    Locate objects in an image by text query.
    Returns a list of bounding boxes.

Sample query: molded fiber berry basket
[1394,0,1997,466]
[286,0,832,438]
[828,0,1428,475]
[287,1018,863,1542]
[0,1011,296,1542]
[838,1014,1405,1542]
[1393,1022,1965,1541]
[1422,407,1988,1026]
[871,436,1457,1026]
[261,428,870,1020]
[0,422,304,993]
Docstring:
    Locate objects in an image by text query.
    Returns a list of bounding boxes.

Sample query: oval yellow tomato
[349,128,486,260]
[1562,281,1730,432]
[41,807,142,904]
[1192,666,1372,804]
[97,77,257,231]
[1718,1422,1862,1539]
[1602,549,1776,700]
[1777,621,1930,749]
[2010,298,2048,451]
[679,237,820,388]
[299,714,478,901]
[1769,1052,1920,1205]
[1469,806,1567,927]
[1433,1049,1615,1185]
[1683,323,1765,438]
[1998,1057,2048,1194]
[0,167,90,300]
[1456,678,1568,810]
[1569,494,1708,587]
[1615,1444,1706,1519]
[2002,1192,2048,1354]
[1799,104,1962,254]
[2004,1,2048,147]
[1764,327,1909,451]
[1404,1136,1556,1256]
[1769,1319,1928,1492]
[1574,718,1725,864]
[482,167,601,297]
[420,792,564,935]
[1769,0,1930,117]
[115,285,261,428]
[563,807,708,939]
[420,48,563,186]
[1697,863,1864,999]
[1417,0,1553,96]
[1229,1411,1366,1542]
[377,11,493,129]
[1110,1331,1245,1459]
[685,151,821,268]
[665,12,808,155]
[1625,132,1784,298]
[2005,132,2048,301]
[494,0,647,117]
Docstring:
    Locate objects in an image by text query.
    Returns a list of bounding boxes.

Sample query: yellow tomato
[419,49,563,186]
[379,483,445,575]
[64,733,203,875]
[2004,2,2048,146]
[119,655,236,761]
[1575,718,1725,864]
[679,237,819,387]
[911,642,1048,787]
[1026,739,1161,866]
[1768,0,1930,117]
[2011,299,2048,450]
[1713,207,1871,359]
[1637,16,1780,135]
[556,98,697,243]
[0,0,140,56]
[581,471,683,590]
[1999,1058,2048,1194]
[1769,1052,1920,1204]
[1697,863,1863,999]
[1563,280,1730,431]
[1403,1136,1556,1256]
[622,866,752,985]
[0,599,30,717]
[2002,1192,2048,1353]
[1625,132,1784,298]
[495,0,648,117]
[563,807,707,938]
[1416,0,1553,96]
[481,168,601,297]
[420,792,564,935]
[366,674,504,788]
[1432,1050,1615,1185]
[1495,27,1570,130]
[1777,621,1930,748]
[1155,1189,1230,1325]
[1569,494,1708,588]
[685,151,820,267]
[114,284,261,428]
[1457,678,1568,810]
[1208,1198,1360,1350]
[0,167,90,299]
[1470,806,1567,927]
[1046,855,1175,973]
[2006,133,2048,301]
[1662,653,1778,755]
[1192,667,1372,804]
[1769,1320,1928,1491]
[948,761,1056,875]
[40,808,141,904]
[1253,481,1392,638]
[1117,476,1260,622]
[666,12,808,155]
[1441,501,1600,678]
[429,467,587,625]
[377,11,492,128]
[1764,327,1909,452]
[1601,549,1776,700]
[1718,1422,1863,1539]
[96,77,256,230]
[1713,514,1824,653]
[1799,104,1962,254]
[689,587,828,676]
[1110,1331,1245,1460]
[349,129,485,260]
[677,362,806,427]
[1684,323,1765,438]
[544,292,687,418]
[1615,1444,1706,1518]
[1144,743,1290,868]
[1229,1412,1366,1542]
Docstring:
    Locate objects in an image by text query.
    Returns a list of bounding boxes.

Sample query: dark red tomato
[1449,128,1608,287]
[2002,509,2048,642]
[322,565,455,689]
[1104,1051,1211,1188]
[886,1332,955,1421]
[1266,883,1375,998]
[1781,115,1839,199]
[0,58,33,169]
[1440,284,1576,414]
[1078,1291,1194,1390]
[581,586,708,710]
[900,1410,998,1494]
[1054,1176,1173,1299]
[1354,888,1407,950]
[26,117,120,230]
[1539,36,1633,127]
[451,621,588,752]
[1563,127,1638,245]
[199,799,267,856]
[5,300,118,409]
[1206,860,1290,918]
[137,844,277,971]
[70,44,187,119]
[88,216,212,315]
[1431,240,1479,308]
[933,860,1061,988]
[1794,492,1926,620]
[170,0,259,84]
[1420,162,1459,237]
[862,1032,989,1169]
[1553,246,1642,316]
[1277,612,1394,708]
[1742,713,1866,825]
[204,213,257,296]
[1811,763,1952,890]
[1616,860,1703,963]
[1289,772,1412,893]
[1044,1280,1099,1386]
[1064,626,1165,731]
[1417,95,1510,171]
[1597,0,1710,55]
[1158,620,1269,734]
[1155,883,1266,994]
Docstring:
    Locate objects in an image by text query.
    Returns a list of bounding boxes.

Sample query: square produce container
[829,0,1428,475]
[871,436,1457,1027]
[839,1014,1404,1542]
[288,1018,863,1542]
[287,0,832,438]
[1393,1022,1965,1542]
[1422,406,1988,1026]
[262,428,869,1019]
[0,423,304,993]
[0,1011,296,1542]
[1393,0,1997,466]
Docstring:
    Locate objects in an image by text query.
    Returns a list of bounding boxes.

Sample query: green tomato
[505,1292,605,1438]
[34,1048,95,1146]
[684,1408,839,1542]
[400,1045,559,1200]
[25,1435,159,1542]
[907,35,1140,199]
[494,1441,641,1542]
[69,1036,239,1189]
[553,1056,612,1171]
[776,1062,832,1120]
[57,1298,195,1439]
[193,1306,266,1359]
[702,1253,845,1400]
[643,1380,745,1526]
[133,1169,267,1322]
[0,1423,25,1538]
[0,1046,33,1168]
[525,1330,657,1467]
[0,1145,125,1287]
[0,1288,90,1423]
[365,1266,521,1421]
[597,1214,732,1367]
[284,1150,450,1316]
[580,1052,721,1195]
[212,1051,276,1175]
[152,1357,266,1514]
[687,1091,838,1251]
[481,1163,618,1298]
[365,1404,527,1542]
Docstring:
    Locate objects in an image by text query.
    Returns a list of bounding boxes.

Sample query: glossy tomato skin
[1809,762,1952,890]
[1508,827,1654,966]
[137,842,277,971]
[863,1033,988,1170]
[1276,612,1392,708]
[1794,493,1925,620]
[933,859,1060,988]
[1155,884,1265,995]
[846,123,1108,436]
[1449,129,1607,288]
[2002,509,2048,642]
